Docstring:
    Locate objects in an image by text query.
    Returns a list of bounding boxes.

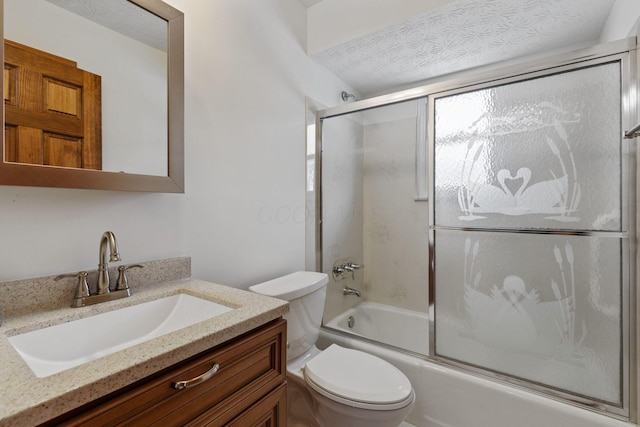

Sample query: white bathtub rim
[324,301,431,356]
[325,301,430,325]
[318,327,632,427]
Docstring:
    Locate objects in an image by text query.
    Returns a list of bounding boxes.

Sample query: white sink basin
[8,294,233,378]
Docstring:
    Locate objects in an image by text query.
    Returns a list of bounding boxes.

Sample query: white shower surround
[362,108,429,312]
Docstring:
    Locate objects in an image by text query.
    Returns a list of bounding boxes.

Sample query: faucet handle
[56,271,90,307]
[116,264,144,291]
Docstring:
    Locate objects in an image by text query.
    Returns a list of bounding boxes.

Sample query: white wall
[0,0,352,288]
[599,0,640,42]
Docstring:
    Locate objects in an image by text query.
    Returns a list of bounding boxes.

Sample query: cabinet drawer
[57,319,286,426]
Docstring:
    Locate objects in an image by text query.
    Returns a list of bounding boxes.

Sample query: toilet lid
[303,344,413,409]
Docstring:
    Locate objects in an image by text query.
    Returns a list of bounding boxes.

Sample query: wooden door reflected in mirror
[0,0,184,193]
[4,40,101,169]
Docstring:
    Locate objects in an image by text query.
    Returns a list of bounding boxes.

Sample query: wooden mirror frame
[0,0,184,192]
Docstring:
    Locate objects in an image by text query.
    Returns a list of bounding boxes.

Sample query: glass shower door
[430,56,634,416]
[317,99,431,355]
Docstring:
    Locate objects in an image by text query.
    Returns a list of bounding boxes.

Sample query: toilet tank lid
[249,271,329,300]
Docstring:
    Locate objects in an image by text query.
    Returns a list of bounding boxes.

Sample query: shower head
[341,91,357,102]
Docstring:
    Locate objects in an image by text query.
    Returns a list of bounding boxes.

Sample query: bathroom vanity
[48,319,287,426]
[0,257,289,426]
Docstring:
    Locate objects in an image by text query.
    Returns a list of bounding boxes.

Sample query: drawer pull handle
[172,363,220,390]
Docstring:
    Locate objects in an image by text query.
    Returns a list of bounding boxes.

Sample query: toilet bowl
[249,271,415,427]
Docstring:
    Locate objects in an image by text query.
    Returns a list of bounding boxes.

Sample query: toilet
[249,271,415,427]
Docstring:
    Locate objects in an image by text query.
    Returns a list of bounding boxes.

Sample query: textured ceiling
[312,0,616,96]
[45,0,167,51]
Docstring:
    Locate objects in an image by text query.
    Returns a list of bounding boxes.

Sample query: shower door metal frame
[314,36,638,421]
[427,49,637,420]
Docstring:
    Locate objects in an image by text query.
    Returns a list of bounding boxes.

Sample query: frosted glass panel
[434,229,622,404]
[434,62,621,230]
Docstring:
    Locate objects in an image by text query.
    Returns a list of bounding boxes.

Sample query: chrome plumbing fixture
[341,91,357,102]
[343,286,361,297]
[345,262,363,270]
[624,121,640,139]
[116,264,144,291]
[332,260,365,280]
[97,231,121,295]
[333,265,347,275]
[56,231,143,307]
[347,315,355,328]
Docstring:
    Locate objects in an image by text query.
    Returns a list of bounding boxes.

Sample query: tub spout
[343,286,361,297]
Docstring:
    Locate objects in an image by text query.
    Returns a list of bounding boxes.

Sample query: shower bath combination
[312,37,638,426]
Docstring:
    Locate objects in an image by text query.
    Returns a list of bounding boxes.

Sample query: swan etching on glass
[461,237,586,357]
[452,102,581,222]
[464,167,568,216]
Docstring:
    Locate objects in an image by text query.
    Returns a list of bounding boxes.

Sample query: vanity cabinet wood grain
[43,319,287,427]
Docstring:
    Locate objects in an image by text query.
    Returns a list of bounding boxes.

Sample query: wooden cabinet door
[4,40,101,169]
[224,383,287,427]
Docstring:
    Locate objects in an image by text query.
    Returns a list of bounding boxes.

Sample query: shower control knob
[346,262,364,270]
[333,266,346,275]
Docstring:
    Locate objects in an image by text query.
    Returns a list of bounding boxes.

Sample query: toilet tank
[249,272,329,360]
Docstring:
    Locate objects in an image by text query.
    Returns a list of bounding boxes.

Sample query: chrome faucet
[346,262,363,270]
[343,286,361,297]
[97,231,121,295]
[55,231,140,308]
[332,260,365,281]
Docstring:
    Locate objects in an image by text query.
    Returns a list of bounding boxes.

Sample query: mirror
[0,0,184,192]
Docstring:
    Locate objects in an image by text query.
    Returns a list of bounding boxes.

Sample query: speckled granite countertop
[0,258,288,426]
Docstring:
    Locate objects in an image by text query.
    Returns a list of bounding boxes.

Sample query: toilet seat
[303,344,414,411]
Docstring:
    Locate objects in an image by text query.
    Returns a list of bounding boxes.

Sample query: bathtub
[319,302,631,427]
[324,301,430,355]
